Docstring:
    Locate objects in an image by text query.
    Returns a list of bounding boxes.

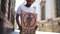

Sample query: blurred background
[0,0,60,34]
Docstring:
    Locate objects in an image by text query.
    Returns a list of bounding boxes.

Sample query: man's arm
[16,14,20,27]
[16,14,22,30]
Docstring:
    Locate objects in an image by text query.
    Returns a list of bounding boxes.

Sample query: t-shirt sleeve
[35,11,38,15]
[16,6,22,15]
[33,8,38,15]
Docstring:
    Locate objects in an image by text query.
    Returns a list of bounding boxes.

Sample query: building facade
[0,0,15,34]
[36,0,60,32]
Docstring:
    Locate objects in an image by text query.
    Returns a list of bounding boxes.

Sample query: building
[36,0,60,32]
[0,0,15,34]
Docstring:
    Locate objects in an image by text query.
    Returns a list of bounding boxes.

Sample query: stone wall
[0,0,15,34]
[37,18,60,33]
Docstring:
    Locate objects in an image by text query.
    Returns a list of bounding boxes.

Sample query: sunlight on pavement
[14,30,20,32]
[36,31,60,34]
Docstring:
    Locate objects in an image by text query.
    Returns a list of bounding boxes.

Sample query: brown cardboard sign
[21,12,37,34]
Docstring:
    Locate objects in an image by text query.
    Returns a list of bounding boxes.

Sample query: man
[16,0,38,34]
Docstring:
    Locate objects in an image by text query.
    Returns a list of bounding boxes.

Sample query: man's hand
[35,25,38,30]
[16,14,22,30]
[19,25,22,30]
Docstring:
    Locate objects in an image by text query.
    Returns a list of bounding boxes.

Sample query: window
[41,6,45,20]
[56,0,60,17]
[58,22,60,25]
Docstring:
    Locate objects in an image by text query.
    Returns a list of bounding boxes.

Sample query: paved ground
[9,30,60,34]
[9,30,20,34]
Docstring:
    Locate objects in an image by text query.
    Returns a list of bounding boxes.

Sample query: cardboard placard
[21,12,37,34]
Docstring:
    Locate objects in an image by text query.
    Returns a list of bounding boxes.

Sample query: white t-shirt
[16,4,37,24]
[16,4,37,15]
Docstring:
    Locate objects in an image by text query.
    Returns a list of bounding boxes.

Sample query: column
[46,0,54,19]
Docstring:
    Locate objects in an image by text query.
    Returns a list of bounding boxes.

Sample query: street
[9,30,60,34]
